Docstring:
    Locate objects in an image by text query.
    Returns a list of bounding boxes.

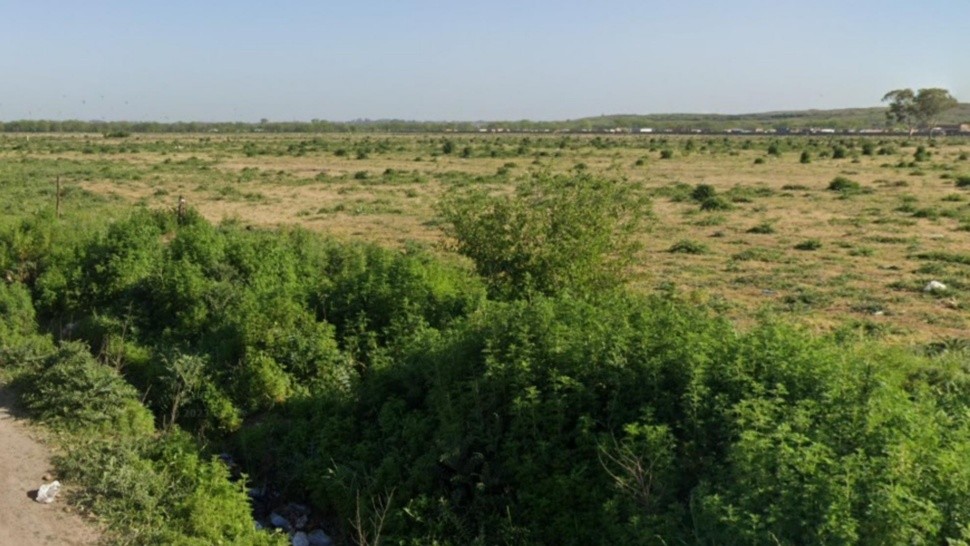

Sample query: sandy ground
[0,388,100,546]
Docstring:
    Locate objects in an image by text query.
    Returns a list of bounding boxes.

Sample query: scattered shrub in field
[691,184,718,202]
[914,145,931,162]
[669,239,709,254]
[753,157,765,164]
[660,149,674,159]
[959,152,968,161]
[700,196,732,211]
[439,172,649,298]
[800,150,811,164]
[955,175,970,188]
[832,145,848,159]
[794,238,822,250]
[862,142,875,156]
[828,176,861,193]
[747,221,776,234]
[731,247,783,262]
[767,142,781,156]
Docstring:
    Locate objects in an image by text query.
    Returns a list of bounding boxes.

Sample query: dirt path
[0,387,101,546]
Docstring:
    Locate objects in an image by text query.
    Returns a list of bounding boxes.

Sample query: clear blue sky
[1,0,967,122]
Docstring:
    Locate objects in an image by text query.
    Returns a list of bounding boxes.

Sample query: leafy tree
[439,172,649,298]
[882,88,959,135]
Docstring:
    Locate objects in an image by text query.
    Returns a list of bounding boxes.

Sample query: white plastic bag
[36,480,61,504]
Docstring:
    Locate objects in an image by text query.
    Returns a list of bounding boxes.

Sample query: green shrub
[19,342,143,428]
[691,184,718,202]
[914,145,931,162]
[828,176,861,193]
[0,281,36,340]
[668,239,709,254]
[700,196,733,211]
[800,150,811,164]
[794,238,823,251]
[439,172,649,298]
[955,175,970,188]
[747,221,776,234]
[660,149,674,159]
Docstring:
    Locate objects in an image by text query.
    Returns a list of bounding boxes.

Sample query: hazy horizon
[2,0,967,123]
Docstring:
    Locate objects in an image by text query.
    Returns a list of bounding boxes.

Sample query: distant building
[637,127,653,133]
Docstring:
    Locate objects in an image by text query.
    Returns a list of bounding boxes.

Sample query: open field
[2,132,969,344]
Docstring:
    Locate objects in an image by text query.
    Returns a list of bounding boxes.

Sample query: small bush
[668,239,709,254]
[799,150,811,164]
[19,342,142,427]
[660,149,674,159]
[914,145,931,162]
[700,196,733,211]
[691,184,718,202]
[794,239,822,251]
[747,221,776,234]
[828,176,861,193]
[955,175,970,188]
[832,146,848,159]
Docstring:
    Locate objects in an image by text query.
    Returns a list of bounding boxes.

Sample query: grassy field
[2,132,969,344]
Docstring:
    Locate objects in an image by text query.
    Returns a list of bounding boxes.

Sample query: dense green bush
[439,173,649,299]
[18,342,151,432]
[4,207,970,545]
[828,176,862,193]
[233,291,970,545]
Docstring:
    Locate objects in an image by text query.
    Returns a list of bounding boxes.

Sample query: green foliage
[955,175,970,188]
[690,184,717,202]
[5,205,970,546]
[668,239,709,254]
[800,150,812,163]
[883,88,959,133]
[828,176,862,193]
[794,238,823,251]
[699,196,732,211]
[746,221,776,234]
[0,281,36,340]
[18,342,144,428]
[56,432,285,545]
[439,172,649,299]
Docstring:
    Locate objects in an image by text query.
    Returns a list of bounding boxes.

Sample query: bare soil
[0,388,100,546]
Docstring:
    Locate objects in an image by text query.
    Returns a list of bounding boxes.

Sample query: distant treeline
[2,104,968,135]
